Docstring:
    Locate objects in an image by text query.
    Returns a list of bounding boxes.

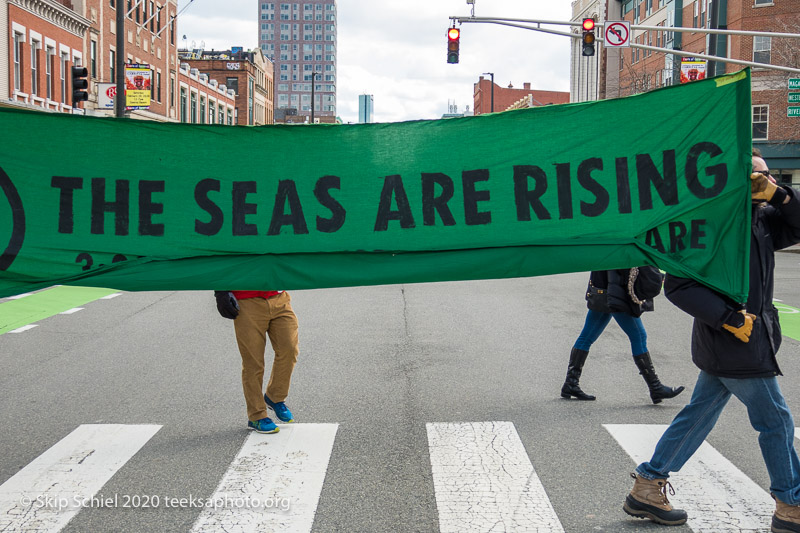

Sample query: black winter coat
[587,269,654,318]
[664,188,800,378]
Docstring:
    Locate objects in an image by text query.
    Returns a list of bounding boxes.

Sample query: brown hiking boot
[623,473,688,526]
[773,494,800,533]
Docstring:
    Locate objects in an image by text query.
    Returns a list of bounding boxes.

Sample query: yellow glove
[751,172,777,202]
[722,310,757,343]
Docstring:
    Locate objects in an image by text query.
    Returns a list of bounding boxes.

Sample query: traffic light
[71,66,89,106]
[447,27,460,64]
[582,18,596,56]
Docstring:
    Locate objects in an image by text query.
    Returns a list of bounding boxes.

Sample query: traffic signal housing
[447,27,460,64]
[582,18,596,56]
[71,66,89,106]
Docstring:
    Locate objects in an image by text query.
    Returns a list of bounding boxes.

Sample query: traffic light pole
[449,16,800,75]
[115,1,126,118]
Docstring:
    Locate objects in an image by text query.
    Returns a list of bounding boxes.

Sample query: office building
[358,93,372,123]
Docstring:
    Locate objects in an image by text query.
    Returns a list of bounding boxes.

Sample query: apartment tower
[258,1,337,120]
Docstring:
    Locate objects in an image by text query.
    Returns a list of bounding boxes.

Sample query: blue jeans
[637,370,800,505]
[574,309,648,355]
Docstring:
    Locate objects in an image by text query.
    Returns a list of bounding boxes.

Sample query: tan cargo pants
[233,291,299,421]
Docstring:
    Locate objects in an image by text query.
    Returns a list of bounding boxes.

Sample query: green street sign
[790,92,800,103]
[790,79,800,90]
[789,107,800,117]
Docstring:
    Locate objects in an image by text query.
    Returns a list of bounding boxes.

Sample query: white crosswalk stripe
[426,421,565,533]
[2,422,797,532]
[605,423,775,533]
[190,423,338,533]
[0,424,161,533]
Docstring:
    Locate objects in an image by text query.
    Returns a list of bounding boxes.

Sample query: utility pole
[482,72,494,113]
[310,72,318,123]
[115,0,126,117]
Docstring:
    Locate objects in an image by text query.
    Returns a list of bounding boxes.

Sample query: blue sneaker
[248,417,279,434]
[264,395,295,423]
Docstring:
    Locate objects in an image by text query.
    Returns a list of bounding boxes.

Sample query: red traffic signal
[447,27,460,64]
[582,18,595,31]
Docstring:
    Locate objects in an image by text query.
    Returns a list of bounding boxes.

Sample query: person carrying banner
[561,268,685,404]
[214,290,299,434]
[623,150,800,531]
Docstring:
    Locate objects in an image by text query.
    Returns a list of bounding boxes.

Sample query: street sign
[604,21,631,47]
[789,107,800,117]
[98,83,116,109]
[790,79,800,90]
[789,92,800,103]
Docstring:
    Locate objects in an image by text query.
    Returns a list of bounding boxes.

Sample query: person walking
[214,290,299,434]
[561,268,685,404]
[624,150,800,531]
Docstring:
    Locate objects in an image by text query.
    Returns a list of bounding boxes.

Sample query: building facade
[6,0,91,113]
[570,0,604,103]
[184,48,274,126]
[257,1,337,119]
[4,0,238,122]
[473,77,570,115]
[588,0,800,184]
[82,0,179,120]
[1,0,8,101]
[358,93,372,123]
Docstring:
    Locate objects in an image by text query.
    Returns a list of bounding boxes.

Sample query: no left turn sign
[604,21,631,47]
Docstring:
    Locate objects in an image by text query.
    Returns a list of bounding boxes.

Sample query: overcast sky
[176,0,574,123]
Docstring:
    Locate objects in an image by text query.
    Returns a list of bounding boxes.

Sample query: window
[156,71,161,101]
[190,92,197,123]
[13,33,23,91]
[752,105,768,139]
[110,0,115,6]
[219,106,224,124]
[46,46,54,100]
[226,77,239,94]
[90,40,97,78]
[209,101,215,124]
[200,96,206,124]
[31,42,39,96]
[180,87,187,122]
[60,53,68,103]
[753,36,771,64]
[170,76,175,107]
[754,0,772,4]
[110,50,116,81]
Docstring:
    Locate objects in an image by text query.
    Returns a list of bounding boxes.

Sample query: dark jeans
[573,309,648,355]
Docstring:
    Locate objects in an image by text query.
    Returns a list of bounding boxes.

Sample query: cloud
[177,0,573,123]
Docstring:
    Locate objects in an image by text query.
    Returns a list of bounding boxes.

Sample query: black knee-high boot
[561,348,596,401]
[633,352,685,404]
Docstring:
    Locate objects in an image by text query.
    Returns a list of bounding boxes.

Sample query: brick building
[6,0,90,113]
[81,0,178,120]
[175,61,236,124]
[473,77,570,115]
[4,0,238,122]
[577,0,800,184]
[1,0,8,102]
[183,48,274,126]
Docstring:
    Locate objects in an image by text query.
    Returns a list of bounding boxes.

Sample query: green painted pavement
[0,286,120,335]
[776,302,800,342]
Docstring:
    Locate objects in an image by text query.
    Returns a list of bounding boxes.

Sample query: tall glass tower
[258,1,337,119]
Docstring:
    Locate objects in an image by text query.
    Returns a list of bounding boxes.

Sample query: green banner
[0,71,752,300]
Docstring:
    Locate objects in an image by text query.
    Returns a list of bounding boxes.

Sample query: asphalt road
[1,252,800,532]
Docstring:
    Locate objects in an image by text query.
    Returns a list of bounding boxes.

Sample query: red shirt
[231,290,282,300]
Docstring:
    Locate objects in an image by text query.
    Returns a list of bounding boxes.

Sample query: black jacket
[664,187,800,378]
[587,269,654,317]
